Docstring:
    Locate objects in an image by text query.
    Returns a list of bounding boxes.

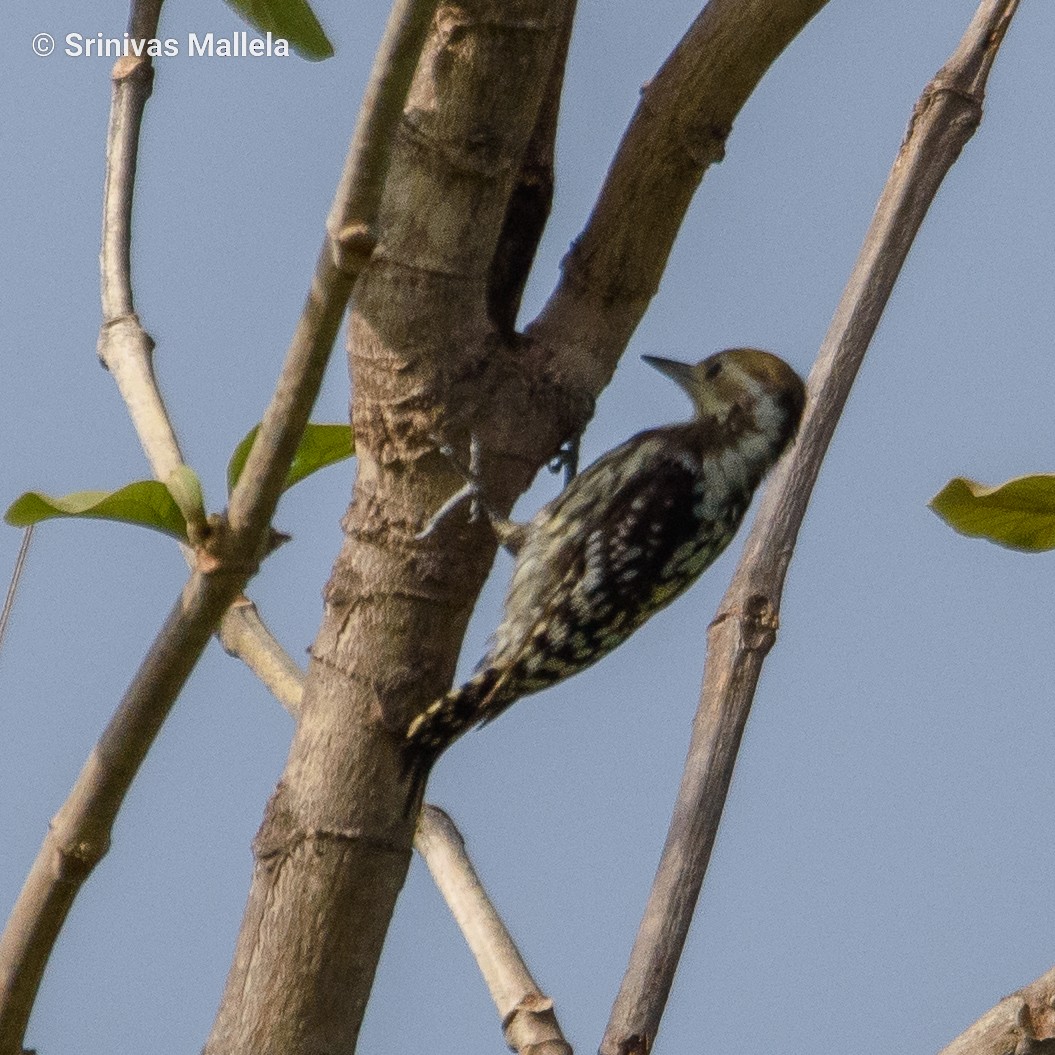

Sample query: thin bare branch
[0,528,33,662]
[0,569,232,1055]
[96,0,182,479]
[93,0,309,740]
[0,2,170,1044]
[415,806,571,1055]
[0,0,436,1048]
[218,599,306,718]
[600,4,1021,1054]
[94,5,310,714]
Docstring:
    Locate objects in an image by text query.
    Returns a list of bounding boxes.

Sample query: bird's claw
[548,435,581,487]
[415,481,480,540]
[417,433,487,539]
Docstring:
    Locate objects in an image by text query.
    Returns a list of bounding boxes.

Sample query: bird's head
[642,348,806,442]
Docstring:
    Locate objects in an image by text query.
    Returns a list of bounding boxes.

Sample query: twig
[415,806,572,1055]
[600,3,1021,1054]
[97,0,183,479]
[93,0,304,698]
[94,0,308,722]
[0,528,33,662]
[1,2,169,1046]
[0,570,235,1055]
[218,599,306,718]
[0,0,436,1048]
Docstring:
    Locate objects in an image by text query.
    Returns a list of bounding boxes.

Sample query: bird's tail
[400,665,514,807]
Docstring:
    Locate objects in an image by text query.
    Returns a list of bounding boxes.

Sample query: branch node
[500,992,554,1033]
[710,593,778,652]
[614,1031,650,1055]
[502,993,570,1055]
[1012,996,1055,1054]
[96,313,154,371]
[742,593,779,651]
[254,825,408,864]
[683,122,728,168]
[51,833,108,881]
[193,515,282,577]
[112,54,153,84]
[333,221,379,275]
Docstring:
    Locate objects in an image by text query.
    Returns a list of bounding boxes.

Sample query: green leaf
[930,474,1055,552]
[282,423,355,491]
[222,0,334,60]
[227,423,355,496]
[226,428,258,495]
[5,482,191,542]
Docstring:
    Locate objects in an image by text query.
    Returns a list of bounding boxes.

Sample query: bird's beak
[642,354,695,393]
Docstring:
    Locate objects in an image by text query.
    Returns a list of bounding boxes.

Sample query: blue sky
[3,1,1055,1052]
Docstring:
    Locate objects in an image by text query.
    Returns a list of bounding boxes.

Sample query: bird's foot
[415,483,477,540]
[548,434,581,487]
[416,433,489,539]
[417,433,529,555]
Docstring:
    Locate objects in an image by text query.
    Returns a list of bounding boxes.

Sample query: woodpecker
[404,348,806,783]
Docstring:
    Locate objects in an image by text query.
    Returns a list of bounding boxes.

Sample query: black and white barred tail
[405,669,504,757]
[400,667,509,801]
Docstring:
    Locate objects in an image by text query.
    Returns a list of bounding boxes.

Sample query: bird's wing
[567,445,729,618]
[480,441,711,691]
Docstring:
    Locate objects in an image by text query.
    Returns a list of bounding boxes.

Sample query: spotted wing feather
[403,430,748,776]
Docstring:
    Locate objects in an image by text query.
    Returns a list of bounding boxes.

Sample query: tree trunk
[204,2,567,1050]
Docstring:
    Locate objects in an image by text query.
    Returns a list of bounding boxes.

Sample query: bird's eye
[705,360,722,380]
